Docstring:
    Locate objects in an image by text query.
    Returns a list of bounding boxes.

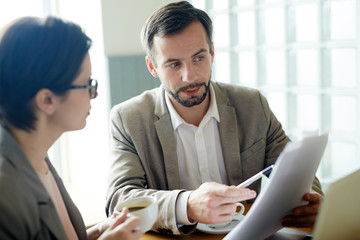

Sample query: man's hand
[282,192,322,228]
[187,182,256,224]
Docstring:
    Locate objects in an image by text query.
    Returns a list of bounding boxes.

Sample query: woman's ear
[145,56,159,78]
[34,89,57,115]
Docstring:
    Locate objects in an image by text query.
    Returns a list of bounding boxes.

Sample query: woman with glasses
[0,16,142,240]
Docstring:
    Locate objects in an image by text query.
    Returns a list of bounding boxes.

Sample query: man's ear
[34,89,57,115]
[145,56,159,78]
[210,43,215,63]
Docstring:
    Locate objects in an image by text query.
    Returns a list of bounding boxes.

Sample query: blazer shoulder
[0,159,40,228]
[0,158,36,203]
[213,82,264,105]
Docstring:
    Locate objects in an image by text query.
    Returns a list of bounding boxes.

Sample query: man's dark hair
[141,1,213,66]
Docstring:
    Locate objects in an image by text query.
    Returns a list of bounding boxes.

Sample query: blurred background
[0,0,359,226]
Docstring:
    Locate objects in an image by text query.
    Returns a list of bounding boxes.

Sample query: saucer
[196,218,243,234]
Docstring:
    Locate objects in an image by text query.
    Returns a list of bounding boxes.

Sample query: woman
[0,16,142,240]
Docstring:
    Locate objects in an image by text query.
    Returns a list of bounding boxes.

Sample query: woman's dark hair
[141,1,213,66]
[0,16,92,131]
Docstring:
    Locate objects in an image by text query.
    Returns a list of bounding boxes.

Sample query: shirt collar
[165,83,220,130]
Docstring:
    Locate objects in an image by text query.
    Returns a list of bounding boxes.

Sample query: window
[0,0,44,24]
[192,0,360,191]
[49,0,110,226]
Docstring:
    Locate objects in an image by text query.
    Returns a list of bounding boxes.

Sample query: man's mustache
[176,83,206,95]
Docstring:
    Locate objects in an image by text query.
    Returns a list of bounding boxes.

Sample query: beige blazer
[106,82,322,235]
[0,127,87,240]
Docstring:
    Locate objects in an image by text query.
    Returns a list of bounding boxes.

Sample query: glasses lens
[89,79,98,99]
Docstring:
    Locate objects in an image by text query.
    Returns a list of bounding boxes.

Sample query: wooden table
[140,204,313,240]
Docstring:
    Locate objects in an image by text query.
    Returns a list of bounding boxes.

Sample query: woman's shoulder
[0,162,44,238]
[0,157,40,213]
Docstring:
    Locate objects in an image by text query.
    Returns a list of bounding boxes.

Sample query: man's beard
[166,80,211,108]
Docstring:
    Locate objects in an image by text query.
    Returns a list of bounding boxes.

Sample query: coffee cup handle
[233,203,245,220]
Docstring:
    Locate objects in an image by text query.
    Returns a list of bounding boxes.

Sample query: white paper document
[224,132,328,240]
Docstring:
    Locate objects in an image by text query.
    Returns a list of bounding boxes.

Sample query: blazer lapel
[31,166,67,239]
[38,200,68,239]
[48,159,87,240]
[213,83,243,185]
[154,87,180,189]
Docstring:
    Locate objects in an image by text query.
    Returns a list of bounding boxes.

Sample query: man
[106,1,323,235]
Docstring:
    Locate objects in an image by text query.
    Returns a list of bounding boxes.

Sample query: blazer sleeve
[106,104,196,235]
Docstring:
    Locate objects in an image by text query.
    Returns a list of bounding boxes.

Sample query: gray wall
[108,55,160,107]
[102,0,178,56]
[102,1,177,108]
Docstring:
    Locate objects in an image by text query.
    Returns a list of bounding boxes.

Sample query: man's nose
[182,63,197,83]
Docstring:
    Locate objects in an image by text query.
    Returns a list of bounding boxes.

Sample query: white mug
[114,196,158,232]
[207,202,245,228]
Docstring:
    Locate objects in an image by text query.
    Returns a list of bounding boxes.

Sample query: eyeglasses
[67,78,98,99]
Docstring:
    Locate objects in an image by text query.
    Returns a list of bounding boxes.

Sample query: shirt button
[201,168,207,173]
[196,133,201,138]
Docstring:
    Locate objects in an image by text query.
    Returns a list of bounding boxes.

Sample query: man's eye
[194,56,204,62]
[169,62,180,68]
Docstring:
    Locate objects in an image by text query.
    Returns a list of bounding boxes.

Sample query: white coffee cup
[114,196,158,232]
[207,202,245,228]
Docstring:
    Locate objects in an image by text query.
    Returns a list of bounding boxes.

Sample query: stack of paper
[224,133,328,240]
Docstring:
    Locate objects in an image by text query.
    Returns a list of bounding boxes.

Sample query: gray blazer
[106,82,322,235]
[0,127,87,240]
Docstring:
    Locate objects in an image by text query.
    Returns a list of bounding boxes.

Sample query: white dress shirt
[165,85,229,225]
